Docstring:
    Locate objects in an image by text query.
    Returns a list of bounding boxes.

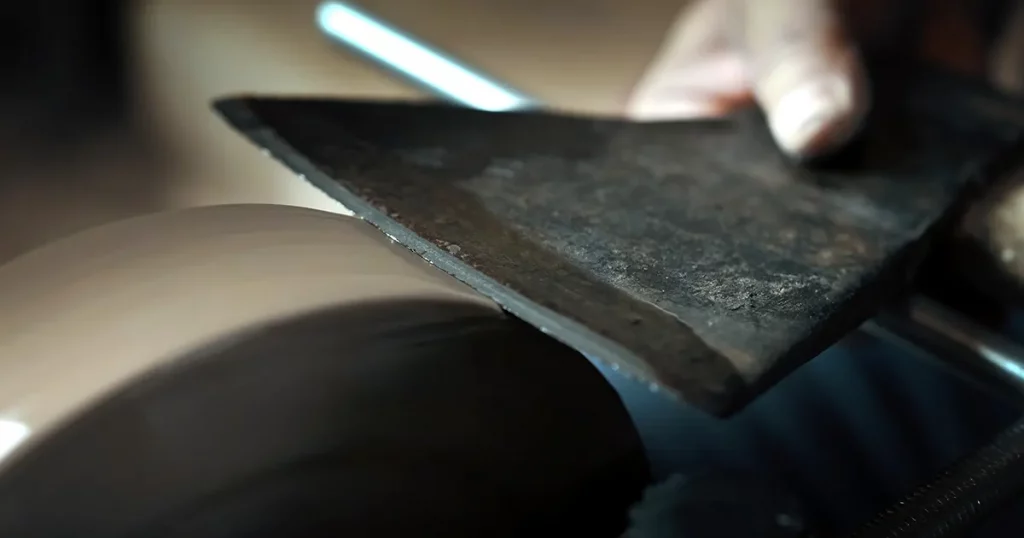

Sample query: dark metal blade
[214,68,1023,416]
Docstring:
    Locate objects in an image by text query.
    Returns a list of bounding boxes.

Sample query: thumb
[738,0,869,159]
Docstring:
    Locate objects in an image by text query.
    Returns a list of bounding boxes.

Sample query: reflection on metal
[315,1,536,112]
[314,0,1024,401]
[0,419,29,464]
[865,296,1024,402]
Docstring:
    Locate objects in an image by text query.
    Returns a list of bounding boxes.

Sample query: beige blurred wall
[0,0,682,262]
[130,0,683,208]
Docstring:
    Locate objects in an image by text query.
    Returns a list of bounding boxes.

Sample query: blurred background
[4,0,1022,261]
[0,0,699,263]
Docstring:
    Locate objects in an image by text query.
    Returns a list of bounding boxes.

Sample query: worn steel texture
[215,69,1023,416]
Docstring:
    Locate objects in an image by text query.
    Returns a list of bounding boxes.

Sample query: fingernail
[767,72,865,158]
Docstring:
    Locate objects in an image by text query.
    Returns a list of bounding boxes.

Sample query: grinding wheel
[0,204,648,538]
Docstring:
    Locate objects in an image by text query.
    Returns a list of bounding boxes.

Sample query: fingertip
[757,45,870,159]
[766,62,869,159]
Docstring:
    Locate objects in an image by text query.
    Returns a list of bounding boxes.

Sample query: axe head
[215,66,1023,416]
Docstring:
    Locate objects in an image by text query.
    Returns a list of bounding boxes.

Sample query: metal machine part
[621,299,1024,535]
[625,473,811,538]
[843,416,1024,537]
[866,296,1024,404]
[0,204,649,537]
[623,414,1024,537]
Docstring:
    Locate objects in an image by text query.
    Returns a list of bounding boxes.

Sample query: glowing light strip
[316,2,535,111]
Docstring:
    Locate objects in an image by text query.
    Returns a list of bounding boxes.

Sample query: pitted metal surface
[217,66,1023,415]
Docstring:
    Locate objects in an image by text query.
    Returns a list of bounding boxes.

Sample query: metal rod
[315,0,1024,399]
[865,296,1024,405]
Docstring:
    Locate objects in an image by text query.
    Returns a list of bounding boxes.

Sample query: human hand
[626,0,1017,160]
